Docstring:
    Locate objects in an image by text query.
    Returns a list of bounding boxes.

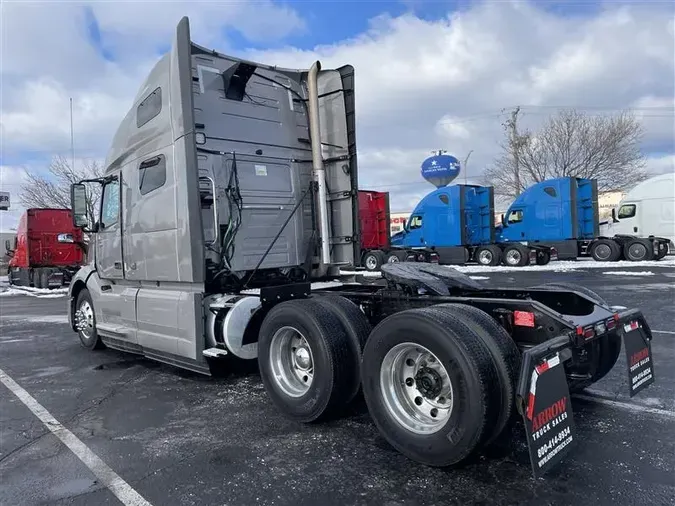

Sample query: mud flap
[622,319,655,397]
[522,352,576,478]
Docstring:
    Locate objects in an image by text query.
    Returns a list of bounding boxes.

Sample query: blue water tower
[421,150,461,188]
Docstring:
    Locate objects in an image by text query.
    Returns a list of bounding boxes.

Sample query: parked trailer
[496,177,669,263]
[5,208,86,288]
[66,17,656,478]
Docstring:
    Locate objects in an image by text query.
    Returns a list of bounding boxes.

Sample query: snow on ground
[603,271,656,276]
[469,276,490,280]
[341,256,675,278]
[0,283,69,298]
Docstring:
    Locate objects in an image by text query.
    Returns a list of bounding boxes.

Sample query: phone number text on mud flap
[631,370,653,391]
[536,426,572,460]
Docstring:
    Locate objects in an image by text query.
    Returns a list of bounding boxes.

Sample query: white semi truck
[601,172,675,254]
[66,17,657,478]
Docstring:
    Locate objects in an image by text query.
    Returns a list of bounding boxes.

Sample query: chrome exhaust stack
[307,61,332,271]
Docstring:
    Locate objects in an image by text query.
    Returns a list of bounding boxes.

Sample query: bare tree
[484,109,649,199]
[19,156,104,226]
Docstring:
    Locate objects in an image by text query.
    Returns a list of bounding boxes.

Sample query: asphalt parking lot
[1,263,674,506]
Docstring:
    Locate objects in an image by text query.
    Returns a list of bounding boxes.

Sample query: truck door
[95,175,124,279]
[404,214,425,247]
[502,208,526,240]
[617,202,638,234]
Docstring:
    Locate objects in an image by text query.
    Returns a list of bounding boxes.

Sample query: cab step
[203,347,228,358]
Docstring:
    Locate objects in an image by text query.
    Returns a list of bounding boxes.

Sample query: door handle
[633,227,638,233]
[114,262,122,269]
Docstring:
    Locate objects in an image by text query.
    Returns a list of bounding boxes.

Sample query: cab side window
[101,180,120,228]
[507,209,524,224]
[618,204,636,219]
[409,216,423,229]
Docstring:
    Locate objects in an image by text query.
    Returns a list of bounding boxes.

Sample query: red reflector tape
[514,310,535,327]
[630,320,639,330]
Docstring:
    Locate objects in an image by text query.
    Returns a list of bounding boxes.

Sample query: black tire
[40,270,50,290]
[502,244,530,267]
[654,242,668,260]
[363,250,385,271]
[432,303,521,445]
[312,294,371,403]
[623,239,653,261]
[533,282,620,390]
[32,268,43,289]
[361,307,500,467]
[75,288,105,350]
[258,299,357,423]
[475,245,501,266]
[535,249,551,266]
[386,250,408,263]
[590,239,621,262]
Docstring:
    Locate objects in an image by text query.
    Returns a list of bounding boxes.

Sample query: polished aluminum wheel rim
[75,300,95,338]
[380,342,453,434]
[269,326,314,398]
[505,249,521,265]
[366,255,378,270]
[478,250,493,265]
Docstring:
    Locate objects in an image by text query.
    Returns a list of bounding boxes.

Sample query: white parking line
[0,368,152,506]
[574,393,675,419]
[653,330,675,335]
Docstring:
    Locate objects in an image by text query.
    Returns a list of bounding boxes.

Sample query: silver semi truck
[67,17,656,477]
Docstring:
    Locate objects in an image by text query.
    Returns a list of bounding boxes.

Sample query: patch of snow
[340,256,675,277]
[0,286,69,298]
[1,315,69,323]
[469,276,490,280]
[603,271,655,276]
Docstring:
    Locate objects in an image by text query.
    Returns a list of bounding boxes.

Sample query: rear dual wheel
[257,296,369,422]
[361,304,519,466]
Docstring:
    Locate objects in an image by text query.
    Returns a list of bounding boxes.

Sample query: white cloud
[1,0,673,216]
[646,154,675,175]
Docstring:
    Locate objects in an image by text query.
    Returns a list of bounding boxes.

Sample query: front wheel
[74,288,105,350]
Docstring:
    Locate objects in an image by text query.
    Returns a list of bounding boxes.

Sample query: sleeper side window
[137,87,162,128]
[100,180,120,228]
[139,155,167,195]
[617,204,636,219]
[544,187,557,197]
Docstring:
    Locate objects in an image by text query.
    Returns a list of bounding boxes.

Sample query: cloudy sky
[1,0,673,230]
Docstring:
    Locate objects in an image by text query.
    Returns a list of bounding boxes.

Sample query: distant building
[598,191,625,221]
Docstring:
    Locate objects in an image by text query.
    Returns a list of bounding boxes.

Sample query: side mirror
[71,183,89,228]
[501,214,507,227]
[611,208,618,223]
[57,233,74,243]
[4,239,10,251]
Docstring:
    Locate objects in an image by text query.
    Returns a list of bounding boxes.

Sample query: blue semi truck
[374,176,669,269]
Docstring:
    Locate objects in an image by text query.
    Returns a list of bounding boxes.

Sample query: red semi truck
[5,208,86,288]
